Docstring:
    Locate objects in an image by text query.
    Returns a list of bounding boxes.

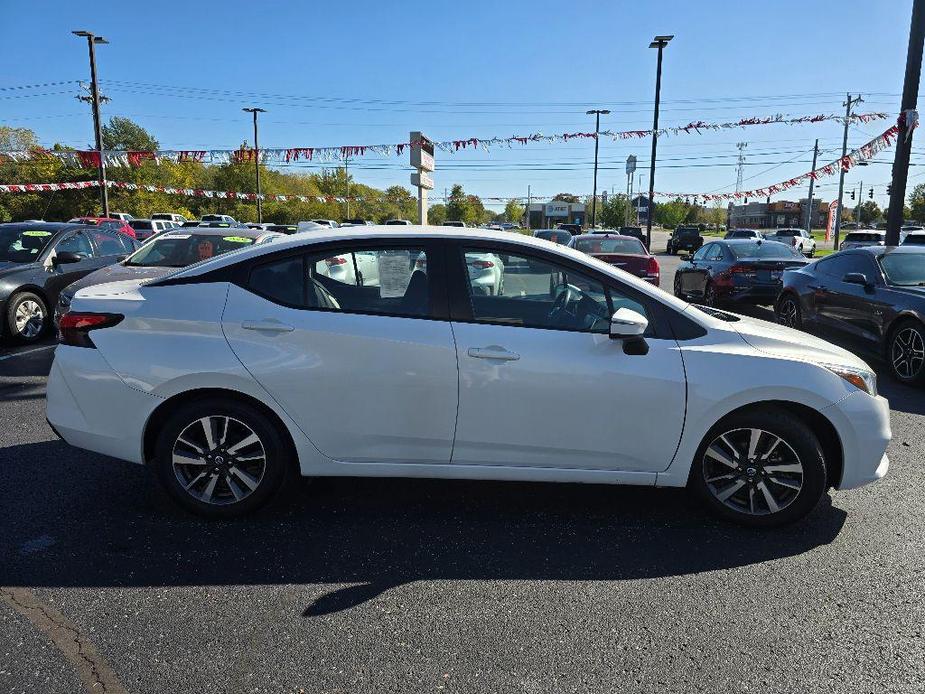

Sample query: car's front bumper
[823,390,892,490]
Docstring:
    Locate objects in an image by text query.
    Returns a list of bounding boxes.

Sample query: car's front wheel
[776,293,802,329]
[690,407,827,527]
[154,398,294,518]
[888,319,925,385]
[5,291,49,343]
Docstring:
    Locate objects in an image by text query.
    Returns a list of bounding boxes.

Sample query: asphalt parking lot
[2,231,924,693]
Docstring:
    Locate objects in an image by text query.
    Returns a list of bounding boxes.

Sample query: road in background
[1,232,924,693]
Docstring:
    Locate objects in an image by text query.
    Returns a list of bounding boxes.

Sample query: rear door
[447,241,686,472]
[222,241,459,464]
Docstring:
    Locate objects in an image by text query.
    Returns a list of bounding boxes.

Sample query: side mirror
[843,272,872,288]
[609,307,649,339]
[53,251,83,265]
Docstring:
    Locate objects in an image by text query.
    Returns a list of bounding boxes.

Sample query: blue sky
[1,0,920,210]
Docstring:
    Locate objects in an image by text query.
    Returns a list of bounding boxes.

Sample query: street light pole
[587,109,610,229]
[72,30,109,217]
[833,93,863,249]
[646,35,673,249]
[242,107,266,222]
[886,0,925,246]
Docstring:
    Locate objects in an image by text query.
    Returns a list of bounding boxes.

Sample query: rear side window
[89,230,125,256]
[249,256,304,306]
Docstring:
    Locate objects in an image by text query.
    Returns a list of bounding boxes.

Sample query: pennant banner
[0,112,890,167]
[0,180,100,193]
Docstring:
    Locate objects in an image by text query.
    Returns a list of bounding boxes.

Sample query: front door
[43,231,106,304]
[222,243,458,464]
[448,243,686,472]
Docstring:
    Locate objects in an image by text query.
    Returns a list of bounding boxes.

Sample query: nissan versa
[46,227,891,526]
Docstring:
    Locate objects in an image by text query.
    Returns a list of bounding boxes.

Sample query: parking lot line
[0,345,55,361]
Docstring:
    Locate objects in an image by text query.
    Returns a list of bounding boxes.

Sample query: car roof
[572,233,639,241]
[0,221,85,233]
[156,226,273,238]
[844,244,925,255]
[717,238,792,246]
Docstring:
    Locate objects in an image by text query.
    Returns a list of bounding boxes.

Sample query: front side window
[706,245,725,261]
[692,245,712,261]
[55,232,94,257]
[818,254,877,280]
[248,246,431,318]
[460,247,645,334]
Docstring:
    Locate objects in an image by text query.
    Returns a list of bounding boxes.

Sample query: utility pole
[344,157,350,218]
[72,30,109,217]
[856,180,864,228]
[804,139,820,234]
[587,109,610,229]
[834,93,864,249]
[646,35,674,248]
[887,0,925,245]
[526,184,532,229]
[242,107,266,222]
[735,142,748,193]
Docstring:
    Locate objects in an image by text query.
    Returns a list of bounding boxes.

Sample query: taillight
[646,256,659,277]
[325,256,348,266]
[58,312,123,348]
[729,265,758,278]
[470,260,494,269]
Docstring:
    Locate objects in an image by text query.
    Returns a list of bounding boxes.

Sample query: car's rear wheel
[888,319,925,385]
[702,282,717,307]
[690,407,827,527]
[776,294,802,329]
[673,275,684,299]
[666,243,674,255]
[6,291,48,343]
[154,398,293,518]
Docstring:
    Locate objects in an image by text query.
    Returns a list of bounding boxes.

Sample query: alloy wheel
[702,427,804,516]
[14,299,45,339]
[172,416,267,506]
[778,298,800,328]
[892,326,925,380]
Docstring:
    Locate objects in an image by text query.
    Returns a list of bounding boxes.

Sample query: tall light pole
[242,107,266,222]
[886,0,925,246]
[72,30,109,217]
[646,35,673,249]
[833,93,863,249]
[587,109,610,229]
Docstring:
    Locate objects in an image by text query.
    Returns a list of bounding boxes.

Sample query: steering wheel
[548,284,579,324]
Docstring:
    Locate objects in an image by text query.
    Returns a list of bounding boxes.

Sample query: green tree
[503,199,524,225]
[428,203,447,225]
[599,194,629,229]
[654,199,689,228]
[0,125,39,150]
[552,192,579,203]
[446,184,472,224]
[908,183,925,222]
[101,117,159,151]
[858,200,882,225]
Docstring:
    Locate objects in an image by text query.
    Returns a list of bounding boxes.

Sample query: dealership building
[526,201,586,229]
[726,199,830,229]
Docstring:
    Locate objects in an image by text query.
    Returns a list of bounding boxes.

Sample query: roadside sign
[410,171,434,190]
[626,155,637,175]
[410,131,435,172]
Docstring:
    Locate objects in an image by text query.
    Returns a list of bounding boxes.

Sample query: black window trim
[443,238,674,339]
[240,238,451,322]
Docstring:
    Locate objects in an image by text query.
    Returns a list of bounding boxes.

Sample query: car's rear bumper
[823,391,892,490]
[717,284,782,303]
[46,345,162,464]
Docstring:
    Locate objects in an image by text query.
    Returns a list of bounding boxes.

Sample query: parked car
[841,230,886,250]
[666,225,704,255]
[533,229,573,245]
[297,221,325,233]
[617,226,647,248]
[0,222,138,342]
[128,219,173,241]
[568,233,659,286]
[47,226,890,526]
[766,228,816,257]
[499,223,517,231]
[181,220,203,228]
[68,216,137,240]
[342,218,372,226]
[465,252,505,295]
[384,219,413,225]
[674,239,807,306]
[245,223,271,231]
[201,214,238,224]
[775,246,925,385]
[725,228,766,240]
[443,221,467,227]
[311,219,340,228]
[55,227,283,327]
[110,212,134,222]
[901,232,925,246]
[151,213,188,225]
[266,224,300,235]
[556,223,582,235]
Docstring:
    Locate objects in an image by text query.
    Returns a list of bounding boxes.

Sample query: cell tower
[735,142,748,193]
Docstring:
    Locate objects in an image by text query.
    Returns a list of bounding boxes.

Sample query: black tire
[887,318,925,385]
[666,243,674,255]
[153,398,294,518]
[702,282,718,307]
[5,291,49,343]
[776,293,802,329]
[689,406,828,527]
[808,247,815,258]
[673,275,684,299]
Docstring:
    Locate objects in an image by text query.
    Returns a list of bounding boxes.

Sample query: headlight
[823,363,877,396]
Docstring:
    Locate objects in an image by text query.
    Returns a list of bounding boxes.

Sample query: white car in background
[152,213,188,225]
[47,225,890,527]
[767,228,816,257]
[841,230,886,250]
[311,219,340,228]
[466,252,504,295]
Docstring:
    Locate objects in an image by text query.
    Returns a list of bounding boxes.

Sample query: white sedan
[47,225,890,526]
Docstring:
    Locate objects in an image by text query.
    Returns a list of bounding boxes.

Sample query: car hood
[62,263,170,297]
[888,284,925,300]
[727,312,872,371]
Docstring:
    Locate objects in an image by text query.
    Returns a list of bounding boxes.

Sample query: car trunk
[590,253,650,278]
[732,258,807,285]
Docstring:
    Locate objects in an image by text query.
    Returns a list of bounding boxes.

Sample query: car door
[221,241,458,464]
[42,230,103,304]
[821,253,890,348]
[448,242,686,472]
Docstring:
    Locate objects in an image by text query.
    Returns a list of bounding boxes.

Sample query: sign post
[625,155,637,226]
[410,131,435,225]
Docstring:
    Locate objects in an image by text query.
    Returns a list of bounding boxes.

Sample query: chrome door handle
[468,346,520,361]
[241,320,294,333]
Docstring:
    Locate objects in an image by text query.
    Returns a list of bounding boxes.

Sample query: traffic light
[851,190,856,200]
[869,188,874,199]
[887,184,893,195]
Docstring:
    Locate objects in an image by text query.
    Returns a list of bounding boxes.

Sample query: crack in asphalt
[0,587,127,694]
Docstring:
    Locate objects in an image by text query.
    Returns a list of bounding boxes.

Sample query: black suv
[666,225,704,255]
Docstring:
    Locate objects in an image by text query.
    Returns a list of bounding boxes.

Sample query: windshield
[880,252,925,286]
[727,230,756,238]
[574,237,646,254]
[125,233,256,267]
[845,233,883,242]
[730,241,802,259]
[903,234,925,246]
[0,228,55,263]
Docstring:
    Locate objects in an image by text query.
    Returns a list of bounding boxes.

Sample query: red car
[567,233,660,286]
[68,216,137,239]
